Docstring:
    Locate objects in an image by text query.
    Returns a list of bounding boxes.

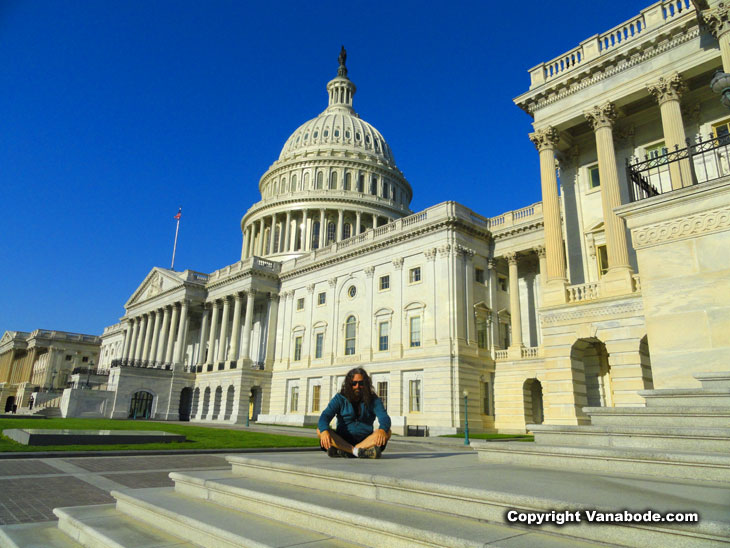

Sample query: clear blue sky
[1,0,646,335]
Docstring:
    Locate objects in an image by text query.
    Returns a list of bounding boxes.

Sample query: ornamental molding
[424,247,437,261]
[646,72,686,105]
[541,299,643,325]
[584,103,617,131]
[364,266,375,278]
[328,277,337,287]
[391,258,403,270]
[533,245,546,258]
[437,244,452,257]
[701,3,730,39]
[631,206,730,249]
[528,126,560,152]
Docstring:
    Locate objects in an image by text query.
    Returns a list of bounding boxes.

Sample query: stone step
[225,454,730,547]
[54,504,196,548]
[170,469,601,548]
[584,406,730,428]
[639,388,730,407]
[472,440,730,484]
[530,424,730,453]
[0,520,83,548]
[111,487,364,548]
[694,371,730,390]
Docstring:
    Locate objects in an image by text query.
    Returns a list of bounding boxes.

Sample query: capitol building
[3,0,730,435]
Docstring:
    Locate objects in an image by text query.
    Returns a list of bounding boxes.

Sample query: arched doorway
[4,396,16,413]
[128,391,154,419]
[178,387,192,421]
[571,338,613,411]
[523,379,544,427]
[201,387,211,419]
[249,386,261,422]
[224,386,235,421]
[191,387,200,419]
[212,386,222,420]
[640,336,654,389]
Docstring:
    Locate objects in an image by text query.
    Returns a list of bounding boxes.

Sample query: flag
[174,208,181,220]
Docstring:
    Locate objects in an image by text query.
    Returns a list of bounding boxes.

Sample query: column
[197,305,210,365]
[247,226,255,258]
[528,127,567,288]
[300,210,309,251]
[372,213,377,229]
[268,215,276,255]
[148,309,162,365]
[217,297,231,363]
[173,300,188,365]
[284,211,292,253]
[584,103,633,286]
[703,4,730,71]
[647,73,692,189]
[257,218,265,255]
[142,313,154,362]
[337,209,344,241]
[134,315,147,362]
[506,252,523,353]
[264,294,280,367]
[240,290,256,361]
[164,305,179,365]
[534,245,547,296]
[241,228,247,260]
[463,248,475,345]
[356,211,362,234]
[121,320,133,361]
[317,209,324,248]
[229,293,243,360]
[129,318,140,361]
[156,307,171,363]
[207,300,219,365]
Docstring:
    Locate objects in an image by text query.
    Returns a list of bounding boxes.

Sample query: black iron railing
[627,134,730,201]
[110,359,171,370]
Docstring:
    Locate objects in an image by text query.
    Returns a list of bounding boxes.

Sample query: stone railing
[567,282,601,303]
[184,270,209,283]
[521,346,542,359]
[487,203,542,230]
[30,330,101,344]
[494,349,509,360]
[208,257,282,284]
[102,322,124,335]
[529,0,693,88]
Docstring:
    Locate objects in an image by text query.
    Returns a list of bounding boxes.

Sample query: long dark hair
[340,367,375,406]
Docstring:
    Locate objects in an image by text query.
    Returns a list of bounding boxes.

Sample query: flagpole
[171,208,181,270]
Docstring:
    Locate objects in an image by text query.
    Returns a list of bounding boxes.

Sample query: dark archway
[640,335,654,389]
[191,387,200,419]
[224,386,235,421]
[212,386,222,420]
[201,387,211,419]
[128,391,154,419]
[523,379,544,428]
[4,396,16,413]
[178,387,192,421]
[571,338,612,411]
[249,386,262,422]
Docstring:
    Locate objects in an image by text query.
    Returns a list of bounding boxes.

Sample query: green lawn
[0,418,320,452]
[441,433,534,441]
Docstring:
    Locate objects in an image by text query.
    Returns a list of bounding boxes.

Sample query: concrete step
[472,440,730,484]
[639,388,730,407]
[584,406,730,428]
[170,469,603,548]
[54,504,196,548]
[694,371,730,390]
[530,424,730,453]
[0,520,83,548]
[226,454,730,547]
[111,487,364,548]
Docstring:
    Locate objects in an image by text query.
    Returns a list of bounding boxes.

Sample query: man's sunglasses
[351,381,364,386]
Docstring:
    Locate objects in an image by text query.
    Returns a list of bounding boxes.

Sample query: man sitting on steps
[317,367,391,459]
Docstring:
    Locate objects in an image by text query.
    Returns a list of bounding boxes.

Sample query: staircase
[473,371,730,484]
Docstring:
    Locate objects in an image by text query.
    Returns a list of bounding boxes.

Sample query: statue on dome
[338,45,348,76]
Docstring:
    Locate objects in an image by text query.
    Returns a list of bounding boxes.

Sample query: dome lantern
[326,46,356,113]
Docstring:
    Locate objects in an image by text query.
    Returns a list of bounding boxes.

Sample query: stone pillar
[337,209,344,241]
[268,215,276,255]
[173,300,188,366]
[302,210,309,251]
[372,213,377,229]
[247,226,255,258]
[198,306,210,365]
[506,252,523,357]
[207,300,219,365]
[217,297,231,363]
[647,73,692,190]
[264,294,280,368]
[529,126,567,305]
[319,209,326,248]
[241,228,248,261]
[534,245,547,297]
[122,320,133,360]
[284,211,292,253]
[356,211,362,234]
[142,313,154,362]
[165,305,179,365]
[585,103,633,295]
[156,307,171,363]
[241,290,256,362]
[229,293,243,360]
[702,4,730,72]
[255,218,263,255]
[148,309,162,365]
[463,248,476,345]
[134,315,147,362]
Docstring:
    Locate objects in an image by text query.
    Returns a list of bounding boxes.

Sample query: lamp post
[463,389,470,445]
[86,360,93,388]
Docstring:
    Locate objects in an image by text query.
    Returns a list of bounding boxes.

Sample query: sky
[1,0,649,335]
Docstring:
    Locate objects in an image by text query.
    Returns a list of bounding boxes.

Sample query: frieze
[631,206,730,249]
[541,300,643,325]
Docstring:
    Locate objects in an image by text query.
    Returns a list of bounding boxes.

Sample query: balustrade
[567,282,601,303]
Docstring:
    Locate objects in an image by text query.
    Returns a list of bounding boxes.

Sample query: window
[291,174,297,189]
[65,355,72,361]
[344,172,351,190]
[318,292,326,305]
[334,129,340,137]
[498,275,508,292]
[327,222,336,244]
[312,385,321,412]
[316,171,323,189]
[377,382,388,410]
[290,386,299,412]
[273,226,280,253]
[482,381,491,415]
[370,176,377,195]
[588,165,600,189]
[475,268,485,283]
[294,336,303,361]
[410,316,421,348]
[343,223,351,239]
[82,356,89,363]
[296,298,304,311]
[379,275,390,291]
[409,379,421,412]
[347,285,357,298]
[315,333,324,359]
[345,316,356,355]
[597,244,609,278]
[357,174,364,193]
[477,318,487,349]
[646,142,668,160]
[311,221,320,249]
[330,171,337,189]
[713,119,730,144]
[378,322,389,351]
[409,267,421,283]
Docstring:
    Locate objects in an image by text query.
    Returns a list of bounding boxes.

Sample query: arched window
[316,171,323,189]
[357,175,364,193]
[282,177,287,193]
[312,221,320,249]
[291,174,297,191]
[327,222,336,244]
[370,176,377,195]
[264,228,271,254]
[304,172,310,189]
[273,226,280,253]
[344,172,351,191]
[330,171,337,189]
[343,223,351,239]
[345,316,356,355]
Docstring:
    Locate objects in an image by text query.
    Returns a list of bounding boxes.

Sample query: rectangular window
[312,385,321,413]
[713,119,730,144]
[475,268,485,283]
[294,336,303,361]
[483,382,491,415]
[378,322,389,351]
[597,245,609,278]
[379,275,390,291]
[409,267,421,283]
[296,298,304,311]
[410,316,421,348]
[588,165,600,189]
[315,333,324,359]
[477,318,487,349]
[498,275,508,292]
[409,379,421,412]
[65,355,72,361]
[318,292,326,305]
[290,386,299,412]
[377,381,388,410]
[81,356,89,363]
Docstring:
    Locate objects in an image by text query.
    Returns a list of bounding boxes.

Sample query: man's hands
[373,428,388,446]
[318,429,333,450]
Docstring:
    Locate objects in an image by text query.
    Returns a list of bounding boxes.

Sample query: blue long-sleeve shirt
[318,393,391,441]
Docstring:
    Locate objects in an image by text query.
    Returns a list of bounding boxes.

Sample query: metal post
[86,360,93,388]
[463,390,470,445]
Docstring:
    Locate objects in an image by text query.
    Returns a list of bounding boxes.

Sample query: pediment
[584,221,604,234]
[0,331,14,346]
[126,268,185,308]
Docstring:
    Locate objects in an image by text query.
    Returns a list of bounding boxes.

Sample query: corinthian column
[156,307,171,363]
[217,297,231,363]
[647,73,691,189]
[207,300,219,365]
[165,305,179,364]
[284,211,292,253]
[585,103,632,292]
[148,310,162,365]
[173,300,188,366]
[506,252,523,353]
[134,315,147,362]
[229,293,243,360]
[240,290,256,361]
[702,3,730,71]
